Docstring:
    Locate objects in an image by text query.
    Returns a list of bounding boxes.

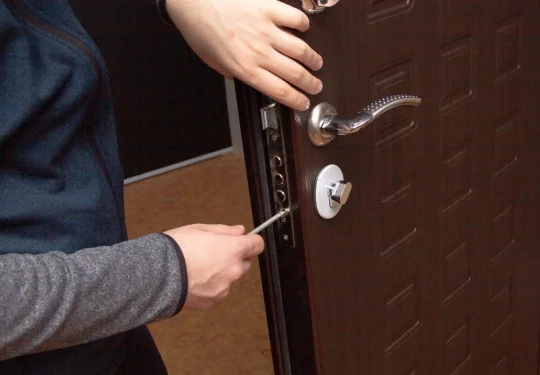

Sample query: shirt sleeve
[0,233,188,361]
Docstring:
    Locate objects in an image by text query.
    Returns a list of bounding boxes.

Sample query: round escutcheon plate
[315,164,345,219]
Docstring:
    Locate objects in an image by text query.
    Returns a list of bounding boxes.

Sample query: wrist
[159,233,189,315]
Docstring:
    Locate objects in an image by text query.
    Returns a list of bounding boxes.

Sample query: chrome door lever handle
[307,94,422,146]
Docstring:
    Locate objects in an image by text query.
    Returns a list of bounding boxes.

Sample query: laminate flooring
[124,152,274,375]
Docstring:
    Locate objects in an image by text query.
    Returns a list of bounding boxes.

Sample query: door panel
[292,2,429,373]
[237,0,540,374]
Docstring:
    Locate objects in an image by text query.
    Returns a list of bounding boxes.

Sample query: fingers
[271,29,323,72]
[267,1,310,32]
[226,261,252,293]
[216,289,230,300]
[236,234,265,259]
[243,259,252,273]
[244,68,311,111]
[234,27,322,111]
[194,224,245,235]
[262,50,322,97]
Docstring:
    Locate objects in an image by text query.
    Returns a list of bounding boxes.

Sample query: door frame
[235,81,319,375]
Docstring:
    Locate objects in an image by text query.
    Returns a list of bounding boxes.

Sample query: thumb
[195,224,245,235]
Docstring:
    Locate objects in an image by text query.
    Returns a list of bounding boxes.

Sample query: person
[0,0,323,373]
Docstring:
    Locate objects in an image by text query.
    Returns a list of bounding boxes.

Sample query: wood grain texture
[238,0,540,374]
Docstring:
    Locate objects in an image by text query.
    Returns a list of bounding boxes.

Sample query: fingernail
[315,81,323,94]
[315,58,323,70]
[302,100,310,111]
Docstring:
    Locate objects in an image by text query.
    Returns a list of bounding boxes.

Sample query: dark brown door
[237,0,540,374]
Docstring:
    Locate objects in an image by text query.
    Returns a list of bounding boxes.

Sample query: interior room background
[71,0,243,181]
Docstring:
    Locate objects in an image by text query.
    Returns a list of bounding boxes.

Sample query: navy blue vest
[1,1,133,372]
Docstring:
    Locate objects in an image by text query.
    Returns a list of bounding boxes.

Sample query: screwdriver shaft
[249,208,291,234]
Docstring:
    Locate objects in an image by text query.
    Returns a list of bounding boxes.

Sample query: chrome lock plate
[314,164,352,219]
[260,103,297,247]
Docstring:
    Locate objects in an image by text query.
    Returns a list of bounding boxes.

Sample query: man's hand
[165,224,264,310]
[165,0,323,111]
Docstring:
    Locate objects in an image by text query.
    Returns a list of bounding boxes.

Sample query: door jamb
[235,81,292,375]
[234,80,319,375]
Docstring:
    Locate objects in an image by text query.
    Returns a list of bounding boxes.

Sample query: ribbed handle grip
[307,94,422,146]
[362,95,421,117]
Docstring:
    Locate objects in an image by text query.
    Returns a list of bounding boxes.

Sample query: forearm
[0,233,187,361]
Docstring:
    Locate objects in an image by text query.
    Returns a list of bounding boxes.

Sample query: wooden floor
[124,153,274,375]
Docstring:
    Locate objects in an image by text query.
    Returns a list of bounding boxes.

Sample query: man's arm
[160,0,324,111]
[0,224,265,362]
[0,234,186,361]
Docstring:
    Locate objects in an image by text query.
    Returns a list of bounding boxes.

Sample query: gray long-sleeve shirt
[0,233,187,361]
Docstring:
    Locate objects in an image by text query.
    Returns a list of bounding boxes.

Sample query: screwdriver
[248,207,291,235]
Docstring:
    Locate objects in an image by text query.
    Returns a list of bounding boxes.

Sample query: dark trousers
[115,326,168,375]
[0,326,167,375]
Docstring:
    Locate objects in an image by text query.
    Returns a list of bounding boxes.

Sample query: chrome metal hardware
[300,0,340,14]
[261,103,279,131]
[260,103,297,247]
[329,181,352,208]
[307,94,422,146]
[315,164,352,219]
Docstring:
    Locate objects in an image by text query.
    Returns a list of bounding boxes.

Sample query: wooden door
[237,0,540,374]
